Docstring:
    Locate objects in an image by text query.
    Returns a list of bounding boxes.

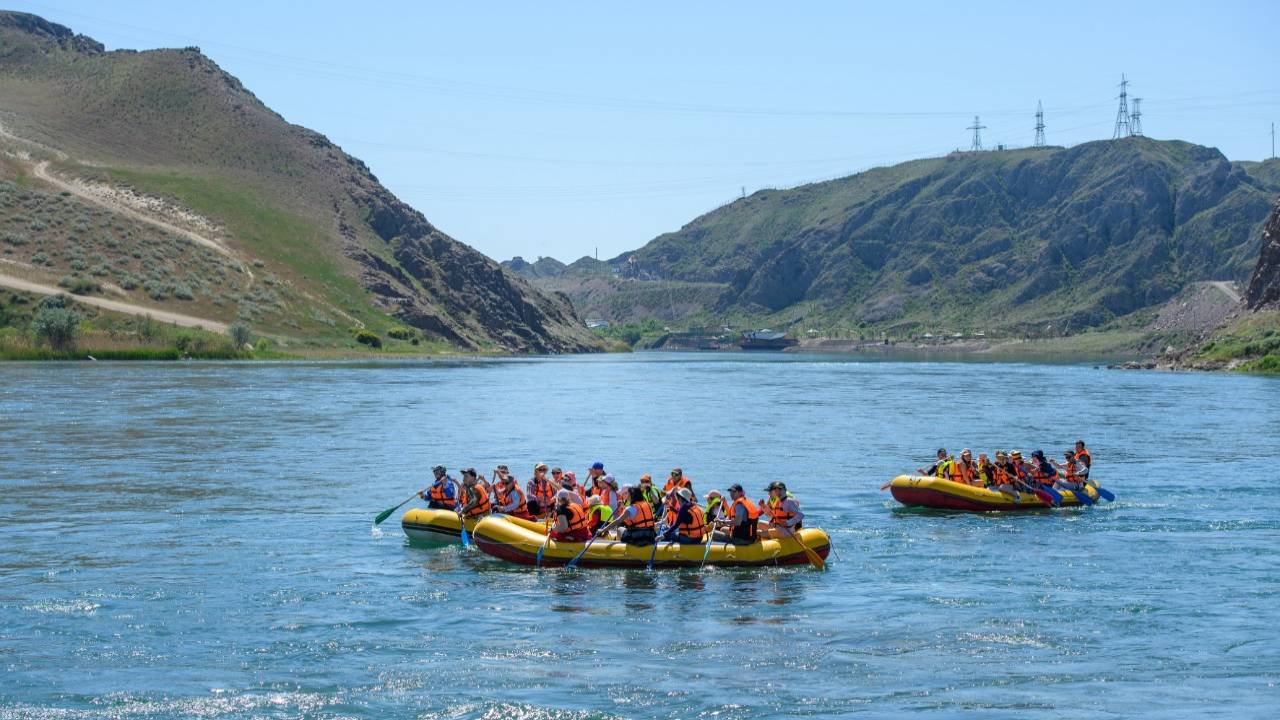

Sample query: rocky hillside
[530,140,1280,338]
[0,11,599,353]
[1245,197,1280,310]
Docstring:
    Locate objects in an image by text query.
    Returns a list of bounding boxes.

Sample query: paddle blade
[374,506,398,525]
[1095,485,1116,502]
[803,545,825,570]
[1074,488,1095,506]
[459,518,471,547]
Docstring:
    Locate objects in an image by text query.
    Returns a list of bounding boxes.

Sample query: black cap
[462,467,477,477]
[432,465,446,475]
[727,483,744,493]
[937,448,947,456]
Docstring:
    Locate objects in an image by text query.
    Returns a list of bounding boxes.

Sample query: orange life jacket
[664,508,678,528]
[663,476,692,493]
[950,460,976,485]
[428,480,456,508]
[528,477,555,507]
[1077,448,1092,468]
[678,503,707,540]
[560,502,590,533]
[597,484,615,510]
[992,464,1013,486]
[497,483,527,515]
[765,497,796,526]
[624,501,656,529]
[728,496,760,541]
[460,484,491,517]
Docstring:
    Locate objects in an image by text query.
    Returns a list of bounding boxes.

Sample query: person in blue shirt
[419,465,457,510]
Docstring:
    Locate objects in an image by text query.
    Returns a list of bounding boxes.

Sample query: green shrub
[120,275,140,290]
[228,322,252,348]
[388,325,416,340]
[355,329,382,348]
[2,232,26,246]
[58,276,100,295]
[32,304,79,349]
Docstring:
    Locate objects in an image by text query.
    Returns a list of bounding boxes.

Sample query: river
[1,354,1277,718]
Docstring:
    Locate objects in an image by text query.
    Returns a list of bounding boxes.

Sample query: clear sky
[8,1,1279,262]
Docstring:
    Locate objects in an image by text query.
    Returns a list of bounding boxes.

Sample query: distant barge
[739,330,797,350]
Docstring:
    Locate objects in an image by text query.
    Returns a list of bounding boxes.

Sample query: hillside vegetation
[515,140,1280,344]
[0,11,600,354]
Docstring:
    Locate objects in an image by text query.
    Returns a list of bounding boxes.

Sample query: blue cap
[591,461,604,470]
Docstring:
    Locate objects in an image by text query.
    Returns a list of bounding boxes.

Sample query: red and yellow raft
[471,514,831,568]
[888,474,1094,512]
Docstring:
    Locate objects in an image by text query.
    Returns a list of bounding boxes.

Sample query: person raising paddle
[759,481,804,538]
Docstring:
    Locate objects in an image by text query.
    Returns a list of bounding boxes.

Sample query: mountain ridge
[0,11,599,353]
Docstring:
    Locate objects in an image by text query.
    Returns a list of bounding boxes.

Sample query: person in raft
[550,489,592,542]
[585,461,607,496]
[526,463,555,517]
[710,483,760,545]
[1028,450,1059,486]
[1052,450,1089,492]
[759,481,804,538]
[659,487,708,545]
[494,471,532,520]
[664,467,694,497]
[704,490,724,524]
[618,486,658,546]
[1074,440,1092,470]
[561,470,587,505]
[420,465,457,510]
[636,474,663,510]
[455,469,492,519]
[585,495,613,535]
[918,448,951,478]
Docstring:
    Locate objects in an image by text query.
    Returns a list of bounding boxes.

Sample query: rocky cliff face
[602,140,1280,334]
[1245,198,1280,310]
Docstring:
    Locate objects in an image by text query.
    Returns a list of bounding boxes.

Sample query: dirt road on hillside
[0,272,228,332]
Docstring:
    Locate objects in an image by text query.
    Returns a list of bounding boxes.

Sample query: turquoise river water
[1,354,1278,718]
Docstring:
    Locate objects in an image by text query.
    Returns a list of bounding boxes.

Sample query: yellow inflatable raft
[888,474,1093,511]
[401,508,547,544]
[469,514,831,568]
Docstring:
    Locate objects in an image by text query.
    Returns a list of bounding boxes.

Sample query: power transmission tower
[968,115,986,151]
[1131,97,1143,136]
[1272,122,1275,159]
[1112,74,1131,139]
[1034,100,1046,147]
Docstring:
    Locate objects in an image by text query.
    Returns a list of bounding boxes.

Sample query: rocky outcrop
[1245,198,1280,310]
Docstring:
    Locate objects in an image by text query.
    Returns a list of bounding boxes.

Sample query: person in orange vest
[660,487,707,544]
[550,489,591,542]
[595,475,620,513]
[586,461,607,495]
[1074,440,1092,471]
[419,465,457,510]
[617,486,657,545]
[455,469,492,519]
[1052,450,1089,492]
[663,468,694,497]
[950,449,978,485]
[526,463,555,517]
[636,474,663,509]
[495,472,532,520]
[758,481,804,538]
[711,483,760,545]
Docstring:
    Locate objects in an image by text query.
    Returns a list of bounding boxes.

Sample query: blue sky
[8,1,1279,262]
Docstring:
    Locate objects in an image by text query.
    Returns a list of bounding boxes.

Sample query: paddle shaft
[374,491,422,525]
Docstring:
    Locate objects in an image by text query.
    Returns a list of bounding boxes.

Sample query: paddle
[786,527,825,570]
[374,491,422,525]
[699,520,724,568]
[1069,483,1096,506]
[566,514,621,569]
[1087,479,1116,502]
[456,510,471,547]
[1012,477,1057,507]
[535,510,554,568]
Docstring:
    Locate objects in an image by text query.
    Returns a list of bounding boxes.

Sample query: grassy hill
[0,11,600,355]
[522,140,1280,344]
